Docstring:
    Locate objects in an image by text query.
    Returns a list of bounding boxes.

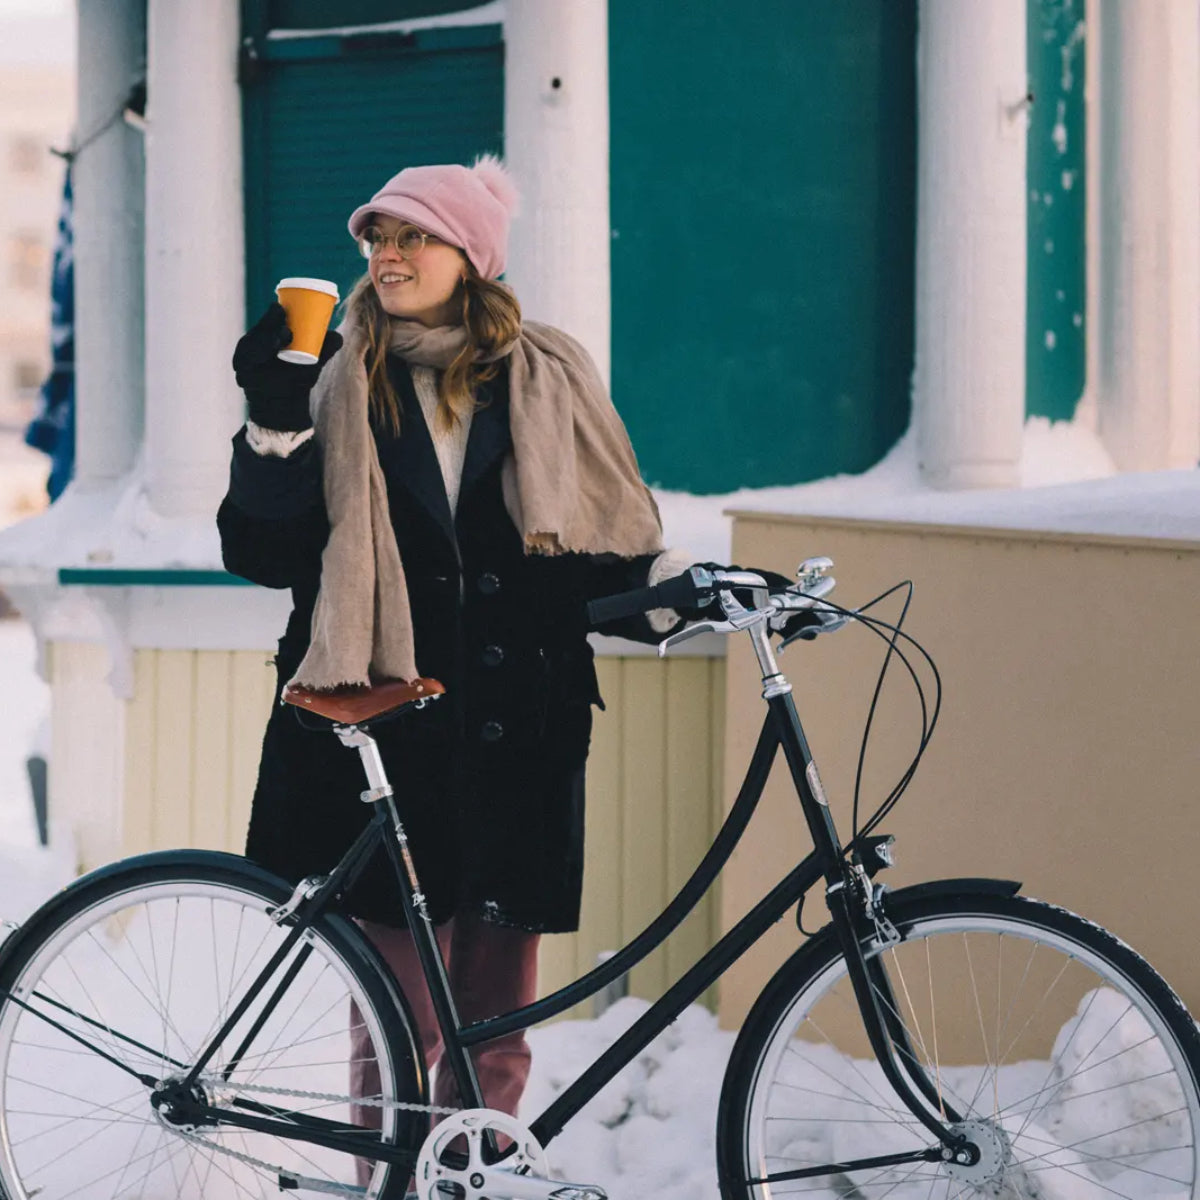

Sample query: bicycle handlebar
[586,569,706,626]
[587,564,845,642]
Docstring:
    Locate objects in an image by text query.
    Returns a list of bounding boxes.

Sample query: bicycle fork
[753,623,976,1165]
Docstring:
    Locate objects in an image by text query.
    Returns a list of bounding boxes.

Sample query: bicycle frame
[172,624,967,1174]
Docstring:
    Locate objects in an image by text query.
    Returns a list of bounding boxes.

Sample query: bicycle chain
[157,1077,459,1193]
[202,1075,460,1115]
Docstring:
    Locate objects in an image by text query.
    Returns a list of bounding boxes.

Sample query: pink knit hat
[347,155,519,280]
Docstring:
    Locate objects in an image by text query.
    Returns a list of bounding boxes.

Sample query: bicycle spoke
[731,903,1200,1200]
[0,873,411,1199]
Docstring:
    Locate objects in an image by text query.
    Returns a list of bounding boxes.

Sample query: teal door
[609,1,917,493]
[240,13,503,318]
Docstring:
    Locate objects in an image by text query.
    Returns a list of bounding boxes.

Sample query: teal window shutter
[608,0,917,493]
[241,21,503,319]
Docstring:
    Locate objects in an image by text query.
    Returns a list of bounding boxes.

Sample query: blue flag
[24,167,75,502]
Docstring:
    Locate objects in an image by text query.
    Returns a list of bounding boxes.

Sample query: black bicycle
[0,560,1197,1199]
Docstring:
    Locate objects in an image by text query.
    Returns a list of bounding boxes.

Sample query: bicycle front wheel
[717,885,1200,1199]
[0,850,425,1200]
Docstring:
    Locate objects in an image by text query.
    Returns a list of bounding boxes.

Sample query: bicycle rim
[0,868,415,1200]
[725,894,1200,1198]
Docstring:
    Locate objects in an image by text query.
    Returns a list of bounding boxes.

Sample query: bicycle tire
[0,850,427,1200]
[716,884,1200,1199]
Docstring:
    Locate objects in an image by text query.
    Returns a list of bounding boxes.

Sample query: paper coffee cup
[275,277,340,364]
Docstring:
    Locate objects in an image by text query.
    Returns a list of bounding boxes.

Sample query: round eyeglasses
[358,224,439,261]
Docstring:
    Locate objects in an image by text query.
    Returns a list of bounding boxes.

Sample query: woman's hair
[342,257,522,436]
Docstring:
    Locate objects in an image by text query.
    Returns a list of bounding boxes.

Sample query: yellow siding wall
[52,640,727,1018]
[537,655,727,1017]
[121,647,277,858]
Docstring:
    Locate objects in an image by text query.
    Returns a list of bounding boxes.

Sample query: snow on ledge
[730,466,1200,545]
[0,456,224,581]
[653,418,1199,563]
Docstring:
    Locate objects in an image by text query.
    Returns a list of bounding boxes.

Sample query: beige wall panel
[621,658,668,999]
[719,513,1200,1035]
[227,650,276,854]
[705,659,727,1011]
[664,657,716,986]
[150,650,195,851]
[48,641,124,872]
[191,652,233,852]
[709,659,727,834]
[535,929,581,1019]
[122,650,158,860]
[541,659,627,1017]
[537,656,726,1019]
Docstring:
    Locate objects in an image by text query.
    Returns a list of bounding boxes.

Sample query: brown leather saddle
[281,678,446,725]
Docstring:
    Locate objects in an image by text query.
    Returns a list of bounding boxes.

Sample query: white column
[915,0,1027,489]
[73,0,145,490]
[1095,0,1200,472]
[503,0,611,386]
[143,0,245,519]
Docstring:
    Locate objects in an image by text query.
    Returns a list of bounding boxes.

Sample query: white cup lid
[276,277,340,299]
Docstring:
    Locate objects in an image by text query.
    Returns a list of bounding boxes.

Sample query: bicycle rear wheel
[717,885,1200,1198]
[0,850,425,1200]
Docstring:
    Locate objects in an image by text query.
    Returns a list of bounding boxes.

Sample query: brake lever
[778,608,853,651]
[657,606,768,657]
[658,621,720,656]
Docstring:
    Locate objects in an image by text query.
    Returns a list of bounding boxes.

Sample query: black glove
[232,302,343,432]
[675,563,825,641]
[674,562,796,622]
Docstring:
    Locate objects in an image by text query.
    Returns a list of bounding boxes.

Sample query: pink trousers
[350,910,540,1178]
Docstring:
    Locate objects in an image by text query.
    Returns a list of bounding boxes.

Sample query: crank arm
[419,1174,607,1200]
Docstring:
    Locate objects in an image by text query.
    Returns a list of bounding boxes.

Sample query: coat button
[481,644,504,667]
[477,571,501,595]
[481,720,504,743]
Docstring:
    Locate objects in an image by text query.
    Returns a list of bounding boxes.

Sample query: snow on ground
[0,619,71,926]
[519,999,735,1199]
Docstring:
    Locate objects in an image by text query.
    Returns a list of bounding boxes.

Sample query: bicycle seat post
[333,722,491,1118]
[332,722,426,909]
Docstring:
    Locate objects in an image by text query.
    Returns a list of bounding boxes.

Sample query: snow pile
[520,998,734,1200]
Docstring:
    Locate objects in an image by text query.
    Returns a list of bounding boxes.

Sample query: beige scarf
[290,319,666,690]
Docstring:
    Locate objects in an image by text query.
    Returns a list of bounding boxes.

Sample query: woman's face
[366,214,467,326]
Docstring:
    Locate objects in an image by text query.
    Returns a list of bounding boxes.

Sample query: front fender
[798,875,1022,935]
[884,876,1022,906]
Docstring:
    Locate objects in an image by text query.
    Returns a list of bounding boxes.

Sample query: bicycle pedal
[548,1188,608,1200]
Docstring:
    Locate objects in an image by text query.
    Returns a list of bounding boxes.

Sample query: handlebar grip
[587,571,700,627]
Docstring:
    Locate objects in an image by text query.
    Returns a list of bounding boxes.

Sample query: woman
[217,156,696,1134]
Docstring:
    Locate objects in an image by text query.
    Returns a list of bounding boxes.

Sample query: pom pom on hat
[470,153,520,220]
[347,155,521,280]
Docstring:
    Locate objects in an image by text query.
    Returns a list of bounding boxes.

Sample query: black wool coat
[217,357,677,932]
